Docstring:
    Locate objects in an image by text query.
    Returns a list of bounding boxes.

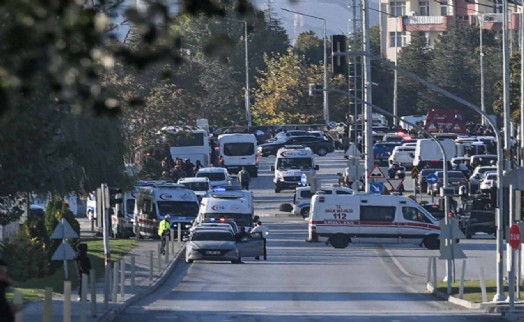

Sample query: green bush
[0,235,50,280]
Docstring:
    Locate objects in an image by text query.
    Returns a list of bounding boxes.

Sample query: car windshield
[181,181,210,191]
[197,172,226,181]
[191,231,235,241]
[277,157,312,169]
[157,201,199,217]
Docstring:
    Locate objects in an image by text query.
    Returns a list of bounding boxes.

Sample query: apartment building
[379,0,522,61]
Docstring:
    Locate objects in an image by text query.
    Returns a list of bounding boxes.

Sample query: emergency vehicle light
[213,187,226,192]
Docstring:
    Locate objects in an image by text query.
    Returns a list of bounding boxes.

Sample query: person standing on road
[0,258,20,322]
[158,215,171,255]
[74,243,92,301]
[238,167,251,190]
[251,221,270,260]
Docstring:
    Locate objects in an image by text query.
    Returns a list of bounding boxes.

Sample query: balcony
[403,15,454,32]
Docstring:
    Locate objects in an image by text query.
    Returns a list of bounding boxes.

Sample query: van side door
[236,232,264,258]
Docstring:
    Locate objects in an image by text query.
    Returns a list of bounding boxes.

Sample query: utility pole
[362,0,373,192]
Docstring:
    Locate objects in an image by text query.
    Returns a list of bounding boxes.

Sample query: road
[114,151,504,322]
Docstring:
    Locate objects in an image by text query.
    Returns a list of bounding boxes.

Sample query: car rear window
[191,231,235,241]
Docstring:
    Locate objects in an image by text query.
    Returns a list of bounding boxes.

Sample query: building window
[440,4,448,16]
[390,1,406,17]
[389,32,406,47]
[419,1,429,16]
[493,0,502,13]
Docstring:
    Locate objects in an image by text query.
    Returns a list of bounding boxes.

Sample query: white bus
[160,126,211,166]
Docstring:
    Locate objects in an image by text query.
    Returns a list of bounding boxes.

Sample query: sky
[113,0,380,44]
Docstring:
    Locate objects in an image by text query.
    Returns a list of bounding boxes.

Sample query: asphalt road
[114,151,505,322]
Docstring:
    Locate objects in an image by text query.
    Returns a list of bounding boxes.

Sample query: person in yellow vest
[158,215,171,255]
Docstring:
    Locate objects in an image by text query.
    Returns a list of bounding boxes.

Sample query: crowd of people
[160,158,204,182]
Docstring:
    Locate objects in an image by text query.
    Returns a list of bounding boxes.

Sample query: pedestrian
[238,166,251,190]
[0,258,20,322]
[184,159,195,177]
[158,215,171,255]
[194,160,204,173]
[251,221,270,260]
[74,243,92,301]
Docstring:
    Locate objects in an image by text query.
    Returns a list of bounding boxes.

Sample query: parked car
[373,142,400,166]
[258,136,334,157]
[428,171,467,196]
[387,145,415,168]
[479,172,497,193]
[468,166,497,194]
[460,210,496,239]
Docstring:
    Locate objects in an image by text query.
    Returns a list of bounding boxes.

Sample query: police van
[218,133,258,176]
[308,194,440,249]
[197,192,259,230]
[271,146,318,193]
[291,184,354,218]
[134,182,199,239]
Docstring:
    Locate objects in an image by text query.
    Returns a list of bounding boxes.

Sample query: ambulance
[308,194,441,249]
[134,182,199,239]
[271,146,318,193]
[291,184,354,218]
[197,192,258,230]
[111,189,138,239]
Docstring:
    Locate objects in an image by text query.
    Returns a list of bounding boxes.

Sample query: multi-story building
[379,0,522,61]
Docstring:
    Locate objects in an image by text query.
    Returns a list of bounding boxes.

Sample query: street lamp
[281,8,329,125]
[226,19,251,127]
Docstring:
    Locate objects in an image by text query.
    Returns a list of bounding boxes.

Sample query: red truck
[424,109,466,133]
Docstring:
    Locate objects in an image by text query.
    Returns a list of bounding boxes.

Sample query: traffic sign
[426,173,438,185]
[50,219,79,239]
[368,166,385,179]
[411,167,419,179]
[370,182,384,194]
[510,224,521,250]
[387,178,404,191]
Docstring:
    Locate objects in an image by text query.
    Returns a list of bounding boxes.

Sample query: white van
[177,177,212,201]
[218,133,258,177]
[111,190,137,238]
[271,146,318,193]
[309,194,440,249]
[197,192,258,229]
[387,145,415,168]
[413,138,456,168]
[134,183,200,239]
[292,185,354,218]
[195,167,230,187]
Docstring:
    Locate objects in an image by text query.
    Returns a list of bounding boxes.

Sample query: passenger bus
[160,126,211,167]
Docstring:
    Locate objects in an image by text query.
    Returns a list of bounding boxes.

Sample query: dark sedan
[258,136,334,157]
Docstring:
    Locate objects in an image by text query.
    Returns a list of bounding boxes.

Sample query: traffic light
[109,187,123,206]
[332,35,347,75]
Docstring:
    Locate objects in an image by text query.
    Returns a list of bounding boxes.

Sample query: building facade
[379,0,522,61]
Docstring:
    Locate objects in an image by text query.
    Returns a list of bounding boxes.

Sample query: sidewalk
[20,238,184,322]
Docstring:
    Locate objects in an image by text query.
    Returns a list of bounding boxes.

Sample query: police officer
[158,215,171,255]
[251,221,270,260]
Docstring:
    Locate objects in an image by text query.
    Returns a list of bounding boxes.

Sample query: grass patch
[436,279,519,303]
[8,239,137,303]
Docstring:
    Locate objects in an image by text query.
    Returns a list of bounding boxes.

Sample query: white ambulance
[197,192,258,230]
[291,184,354,218]
[218,133,258,177]
[271,146,318,193]
[111,189,138,239]
[308,194,441,249]
[134,182,199,239]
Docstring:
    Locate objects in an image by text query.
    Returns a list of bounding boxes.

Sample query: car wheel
[300,207,310,219]
[423,235,439,250]
[329,234,350,249]
[317,148,328,156]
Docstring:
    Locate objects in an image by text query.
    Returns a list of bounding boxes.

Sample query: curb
[96,245,185,322]
[426,283,481,309]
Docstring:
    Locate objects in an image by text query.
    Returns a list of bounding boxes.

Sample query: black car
[258,136,334,157]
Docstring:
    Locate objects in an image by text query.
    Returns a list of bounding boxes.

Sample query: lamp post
[281,8,329,125]
[478,14,486,126]
[227,19,251,127]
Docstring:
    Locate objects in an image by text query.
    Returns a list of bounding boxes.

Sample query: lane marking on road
[383,248,419,278]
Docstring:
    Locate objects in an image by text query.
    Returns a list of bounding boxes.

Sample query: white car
[479,172,497,193]
[177,177,212,201]
[195,167,230,187]
[387,145,415,168]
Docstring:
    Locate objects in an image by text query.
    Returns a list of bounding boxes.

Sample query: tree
[493,52,521,123]
[293,31,324,65]
[396,31,432,116]
[251,49,348,124]
[420,26,480,118]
